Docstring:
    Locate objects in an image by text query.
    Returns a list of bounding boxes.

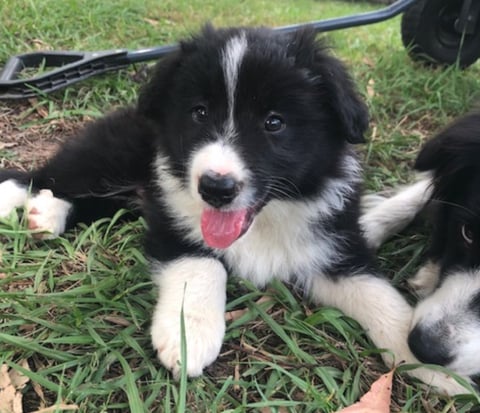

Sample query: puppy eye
[461,224,474,244]
[264,113,285,133]
[192,105,208,123]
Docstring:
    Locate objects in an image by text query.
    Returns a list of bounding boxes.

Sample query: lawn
[1,0,480,412]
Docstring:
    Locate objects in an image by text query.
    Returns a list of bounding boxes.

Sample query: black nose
[198,171,241,208]
[408,324,453,366]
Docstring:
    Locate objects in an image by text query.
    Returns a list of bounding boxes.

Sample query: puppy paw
[26,190,72,239]
[408,260,440,298]
[150,257,228,378]
[0,180,28,218]
[151,308,225,378]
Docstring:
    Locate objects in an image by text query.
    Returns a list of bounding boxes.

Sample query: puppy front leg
[360,178,432,250]
[151,257,227,378]
[0,180,72,239]
[310,273,469,395]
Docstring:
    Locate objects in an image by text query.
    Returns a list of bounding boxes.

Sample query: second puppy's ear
[414,132,451,173]
[415,111,480,173]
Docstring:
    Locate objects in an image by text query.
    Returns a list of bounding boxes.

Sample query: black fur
[415,111,480,275]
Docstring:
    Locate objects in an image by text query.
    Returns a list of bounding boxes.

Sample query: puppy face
[410,112,480,376]
[139,26,368,249]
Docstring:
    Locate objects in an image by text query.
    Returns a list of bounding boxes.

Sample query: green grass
[1,0,480,412]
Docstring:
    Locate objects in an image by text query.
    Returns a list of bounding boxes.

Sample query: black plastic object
[401,0,480,67]
[0,45,179,99]
[0,0,416,99]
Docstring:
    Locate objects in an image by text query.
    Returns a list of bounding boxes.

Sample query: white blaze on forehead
[221,32,248,139]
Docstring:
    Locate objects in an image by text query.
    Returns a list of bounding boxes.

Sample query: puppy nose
[408,324,453,366]
[198,170,241,208]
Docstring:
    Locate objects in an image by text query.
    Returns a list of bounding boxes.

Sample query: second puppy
[361,111,480,378]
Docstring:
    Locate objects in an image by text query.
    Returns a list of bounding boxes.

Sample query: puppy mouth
[200,206,257,249]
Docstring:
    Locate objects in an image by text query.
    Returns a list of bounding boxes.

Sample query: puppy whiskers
[430,198,479,218]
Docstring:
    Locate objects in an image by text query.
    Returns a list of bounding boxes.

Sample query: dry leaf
[103,315,132,327]
[143,17,159,26]
[0,365,12,388]
[31,404,79,413]
[0,142,17,150]
[367,78,375,98]
[9,360,30,389]
[336,369,394,413]
[362,57,375,68]
[225,295,272,321]
[0,361,31,413]
[31,39,52,50]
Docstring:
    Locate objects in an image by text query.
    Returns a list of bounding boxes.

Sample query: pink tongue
[201,208,248,249]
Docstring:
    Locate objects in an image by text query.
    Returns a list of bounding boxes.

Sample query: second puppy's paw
[0,180,28,218]
[26,190,72,239]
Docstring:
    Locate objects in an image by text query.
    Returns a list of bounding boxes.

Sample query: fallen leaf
[367,78,375,98]
[362,57,375,68]
[31,404,79,413]
[0,361,31,413]
[336,369,394,413]
[0,142,17,150]
[9,360,30,389]
[143,17,159,26]
[103,315,132,327]
[233,363,240,392]
[0,364,10,388]
[0,386,22,413]
[225,295,272,321]
[31,39,52,50]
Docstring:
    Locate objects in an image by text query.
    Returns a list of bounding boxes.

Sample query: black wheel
[401,0,480,68]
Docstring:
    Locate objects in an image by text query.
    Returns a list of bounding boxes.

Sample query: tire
[401,0,480,68]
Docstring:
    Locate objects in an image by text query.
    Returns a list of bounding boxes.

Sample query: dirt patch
[0,100,88,171]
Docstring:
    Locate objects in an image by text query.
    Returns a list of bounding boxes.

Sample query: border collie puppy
[0,25,465,394]
[361,111,480,378]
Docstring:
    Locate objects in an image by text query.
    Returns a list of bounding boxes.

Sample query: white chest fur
[223,199,341,286]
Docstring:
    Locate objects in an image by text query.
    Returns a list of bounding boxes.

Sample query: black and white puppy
[0,26,464,394]
[361,111,480,379]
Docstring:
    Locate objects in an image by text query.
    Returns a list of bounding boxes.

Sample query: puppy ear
[322,63,369,144]
[138,25,225,119]
[137,51,183,119]
[414,132,451,172]
[288,28,369,144]
[415,112,480,172]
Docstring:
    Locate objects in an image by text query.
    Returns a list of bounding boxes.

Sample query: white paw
[150,257,228,378]
[151,308,225,378]
[0,180,28,218]
[26,190,72,239]
[408,261,440,298]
